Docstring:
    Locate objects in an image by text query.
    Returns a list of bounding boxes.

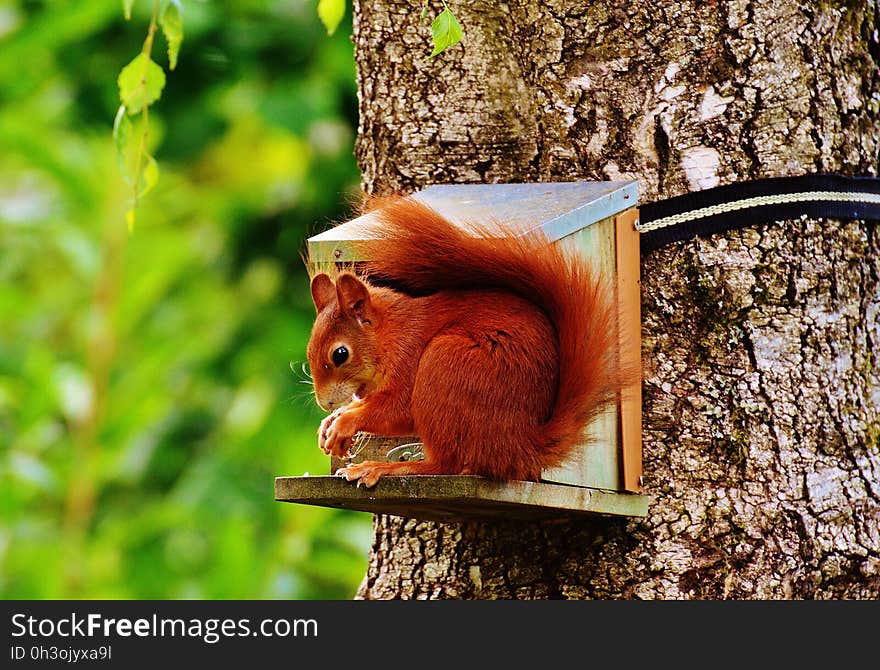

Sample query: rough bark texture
[351,0,880,599]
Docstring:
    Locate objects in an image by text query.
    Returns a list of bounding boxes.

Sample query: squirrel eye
[331,346,349,367]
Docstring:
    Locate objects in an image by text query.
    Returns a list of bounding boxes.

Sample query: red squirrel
[306,196,621,487]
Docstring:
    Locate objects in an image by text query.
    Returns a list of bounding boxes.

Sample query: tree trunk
[351,0,880,599]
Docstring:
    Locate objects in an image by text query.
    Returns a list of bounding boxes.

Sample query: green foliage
[113,105,133,169]
[160,1,184,70]
[123,0,137,21]
[116,1,178,230]
[0,0,367,599]
[429,3,462,58]
[118,53,166,112]
[315,0,463,57]
[317,0,346,36]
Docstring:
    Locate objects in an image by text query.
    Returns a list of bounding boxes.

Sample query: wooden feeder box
[276,182,649,522]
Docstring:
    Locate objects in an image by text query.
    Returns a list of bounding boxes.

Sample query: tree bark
[351,0,880,599]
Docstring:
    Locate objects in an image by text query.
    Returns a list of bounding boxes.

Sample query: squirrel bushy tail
[355,196,621,471]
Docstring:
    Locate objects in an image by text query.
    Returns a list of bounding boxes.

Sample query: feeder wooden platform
[275,475,650,523]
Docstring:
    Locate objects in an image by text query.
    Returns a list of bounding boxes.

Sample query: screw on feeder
[334,248,342,259]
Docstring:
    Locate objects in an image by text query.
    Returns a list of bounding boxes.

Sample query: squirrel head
[306,272,382,411]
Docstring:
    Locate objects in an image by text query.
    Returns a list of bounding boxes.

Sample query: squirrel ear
[335,273,373,325]
[310,274,336,312]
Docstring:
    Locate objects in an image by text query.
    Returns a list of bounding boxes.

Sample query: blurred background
[0,0,372,598]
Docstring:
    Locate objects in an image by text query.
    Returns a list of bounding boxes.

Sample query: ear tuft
[335,273,373,324]
[310,274,336,312]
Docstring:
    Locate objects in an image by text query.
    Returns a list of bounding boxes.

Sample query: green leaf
[137,154,159,198]
[118,53,166,114]
[420,1,429,20]
[317,0,345,36]
[123,0,136,21]
[160,0,184,70]
[430,4,462,58]
[112,104,132,173]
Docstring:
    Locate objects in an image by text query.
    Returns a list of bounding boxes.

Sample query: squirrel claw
[336,462,383,488]
[335,466,355,482]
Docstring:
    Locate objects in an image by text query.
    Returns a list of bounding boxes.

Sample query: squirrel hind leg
[411,329,555,482]
[336,459,443,488]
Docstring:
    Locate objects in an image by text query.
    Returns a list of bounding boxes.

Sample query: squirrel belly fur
[306,196,622,488]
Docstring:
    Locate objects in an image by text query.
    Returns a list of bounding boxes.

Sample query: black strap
[639,174,880,252]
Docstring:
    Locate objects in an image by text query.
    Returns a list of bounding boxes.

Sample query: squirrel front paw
[319,407,361,458]
[318,408,346,454]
